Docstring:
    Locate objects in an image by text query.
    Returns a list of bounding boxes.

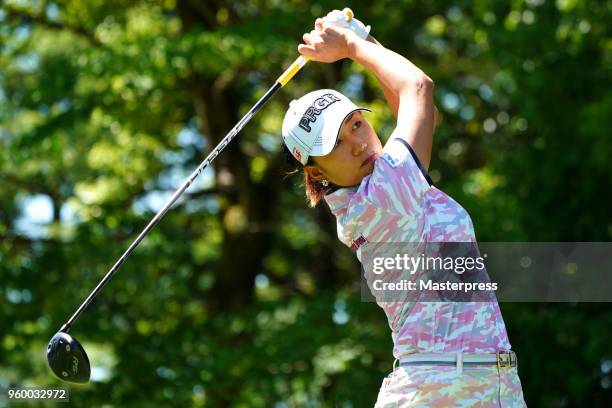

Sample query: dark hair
[282,142,333,207]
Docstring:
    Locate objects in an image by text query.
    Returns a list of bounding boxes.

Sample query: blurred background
[1,0,610,406]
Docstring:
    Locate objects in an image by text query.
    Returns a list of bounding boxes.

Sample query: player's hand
[297,23,357,63]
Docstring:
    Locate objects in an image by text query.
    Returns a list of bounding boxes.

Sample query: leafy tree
[1,1,610,406]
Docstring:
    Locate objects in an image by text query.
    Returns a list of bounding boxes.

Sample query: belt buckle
[497,351,512,368]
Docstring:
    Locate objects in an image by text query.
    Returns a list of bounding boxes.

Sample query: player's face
[310,111,383,187]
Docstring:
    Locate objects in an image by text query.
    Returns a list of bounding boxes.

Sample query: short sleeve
[363,137,433,215]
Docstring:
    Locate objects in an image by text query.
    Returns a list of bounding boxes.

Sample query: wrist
[345,34,361,60]
[366,34,380,46]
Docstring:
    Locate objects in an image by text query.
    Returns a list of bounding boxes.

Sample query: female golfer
[281,11,527,407]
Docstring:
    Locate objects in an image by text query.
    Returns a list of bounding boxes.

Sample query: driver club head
[47,331,91,383]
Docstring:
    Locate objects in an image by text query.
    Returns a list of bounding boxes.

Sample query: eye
[352,120,362,131]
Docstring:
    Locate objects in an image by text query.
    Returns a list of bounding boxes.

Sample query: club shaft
[62,80,287,332]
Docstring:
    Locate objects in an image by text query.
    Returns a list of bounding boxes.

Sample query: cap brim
[310,108,372,158]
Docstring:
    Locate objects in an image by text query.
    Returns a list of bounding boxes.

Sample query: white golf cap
[282,89,371,165]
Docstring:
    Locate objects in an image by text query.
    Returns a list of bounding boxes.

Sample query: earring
[321,180,329,187]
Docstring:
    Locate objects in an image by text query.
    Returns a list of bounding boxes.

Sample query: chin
[364,161,376,176]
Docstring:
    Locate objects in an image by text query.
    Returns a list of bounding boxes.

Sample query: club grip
[276,55,309,86]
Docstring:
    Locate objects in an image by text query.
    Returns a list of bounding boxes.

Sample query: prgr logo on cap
[298,93,341,132]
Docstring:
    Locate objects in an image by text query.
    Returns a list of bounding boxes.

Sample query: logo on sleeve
[299,93,341,132]
[350,235,368,252]
[381,153,400,167]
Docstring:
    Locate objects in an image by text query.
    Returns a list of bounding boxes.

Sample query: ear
[304,165,327,181]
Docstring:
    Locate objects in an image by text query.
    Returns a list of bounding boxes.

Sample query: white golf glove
[323,9,371,40]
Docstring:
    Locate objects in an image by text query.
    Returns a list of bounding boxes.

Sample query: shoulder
[378,138,434,186]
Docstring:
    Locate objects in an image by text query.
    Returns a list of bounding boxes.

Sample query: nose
[352,141,367,156]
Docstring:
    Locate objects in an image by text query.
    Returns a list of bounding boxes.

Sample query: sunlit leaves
[1,1,611,406]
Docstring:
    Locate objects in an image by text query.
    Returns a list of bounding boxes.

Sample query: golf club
[47,8,356,383]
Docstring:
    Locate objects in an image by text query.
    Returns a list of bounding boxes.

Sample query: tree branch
[3,4,103,47]
[0,233,56,246]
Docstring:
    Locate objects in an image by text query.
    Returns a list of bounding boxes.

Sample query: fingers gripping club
[276,8,354,86]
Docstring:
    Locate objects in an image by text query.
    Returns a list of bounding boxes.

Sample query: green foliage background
[1,0,611,406]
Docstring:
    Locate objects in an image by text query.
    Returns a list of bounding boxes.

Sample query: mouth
[360,153,378,168]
